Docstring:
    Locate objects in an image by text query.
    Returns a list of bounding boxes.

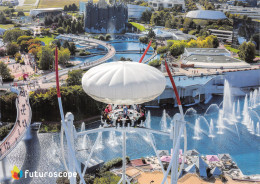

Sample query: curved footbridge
[0,87,32,161]
[39,34,116,82]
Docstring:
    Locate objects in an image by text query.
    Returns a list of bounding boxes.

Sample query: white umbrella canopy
[82,61,166,105]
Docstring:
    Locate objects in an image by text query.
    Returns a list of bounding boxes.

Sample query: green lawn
[129,22,146,32]
[225,45,240,53]
[36,35,56,45]
[37,0,97,8]
[15,5,35,12]
[0,24,15,29]
[0,6,7,11]
[24,0,37,4]
[167,40,182,44]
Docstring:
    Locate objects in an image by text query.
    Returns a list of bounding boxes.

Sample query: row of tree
[44,14,84,34]
[64,3,78,12]
[156,35,219,56]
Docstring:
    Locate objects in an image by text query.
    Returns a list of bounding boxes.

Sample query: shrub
[139,36,149,44]
[149,59,161,67]
[157,46,168,54]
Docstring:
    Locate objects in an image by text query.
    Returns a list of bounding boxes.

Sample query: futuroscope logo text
[11,165,77,179]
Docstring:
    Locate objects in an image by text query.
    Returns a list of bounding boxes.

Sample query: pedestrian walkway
[0,88,32,160]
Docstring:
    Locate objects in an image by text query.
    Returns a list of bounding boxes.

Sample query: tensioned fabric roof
[186,10,227,20]
[82,61,166,105]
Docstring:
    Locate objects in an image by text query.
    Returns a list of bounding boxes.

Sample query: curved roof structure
[186,10,227,20]
[82,61,166,105]
[30,8,63,17]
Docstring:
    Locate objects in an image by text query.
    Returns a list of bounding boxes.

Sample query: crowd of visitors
[102,104,146,127]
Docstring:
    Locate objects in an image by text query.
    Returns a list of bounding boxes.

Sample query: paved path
[0,88,31,160]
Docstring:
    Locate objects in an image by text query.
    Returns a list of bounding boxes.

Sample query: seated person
[108,104,112,111]
[136,105,140,112]
[136,110,145,126]
[106,114,112,125]
[101,111,107,122]
[104,106,110,114]
[125,115,131,126]
[116,116,123,127]
[123,105,128,118]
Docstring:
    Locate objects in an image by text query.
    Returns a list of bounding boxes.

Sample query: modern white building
[127,4,151,20]
[182,55,250,69]
[30,8,63,17]
[219,6,260,20]
[183,48,231,57]
[208,29,233,43]
[186,10,227,20]
[148,0,185,11]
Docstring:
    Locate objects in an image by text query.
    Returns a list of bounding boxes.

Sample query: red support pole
[55,47,61,97]
[164,60,181,106]
[139,40,152,63]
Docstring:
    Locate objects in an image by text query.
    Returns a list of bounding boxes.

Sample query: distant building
[127,4,151,20]
[182,54,250,69]
[80,2,147,20]
[83,0,128,33]
[186,10,227,20]
[30,8,63,17]
[208,29,233,43]
[148,0,185,10]
[183,48,231,57]
[219,6,260,20]
[1,0,18,6]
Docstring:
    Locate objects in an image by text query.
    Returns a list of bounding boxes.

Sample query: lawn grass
[129,22,146,32]
[225,45,240,53]
[0,6,7,11]
[37,0,95,8]
[24,0,37,4]
[36,35,56,45]
[0,24,15,29]
[15,5,35,12]
[166,40,182,44]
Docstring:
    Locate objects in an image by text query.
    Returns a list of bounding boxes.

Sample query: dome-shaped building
[186,10,227,20]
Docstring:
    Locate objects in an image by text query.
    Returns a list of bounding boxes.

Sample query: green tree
[71,20,76,33]
[63,40,70,49]
[0,61,13,81]
[57,27,65,34]
[17,11,25,16]
[66,69,83,86]
[105,34,111,41]
[238,42,256,63]
[3,28,25,43]
[139,36,148,44]
[69,43,76,56]
[141,10,152,23]
[147,29,156,39]
[169,42,185,56]
[98,35,105,41]
[38,46,54,70]
[76,21,83,33]
[66,25,71,34]
[58,47,70,65]
[94,172,121,184]
[6,42,19,56]
[0,48,6,56]
[17,35,33,44]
